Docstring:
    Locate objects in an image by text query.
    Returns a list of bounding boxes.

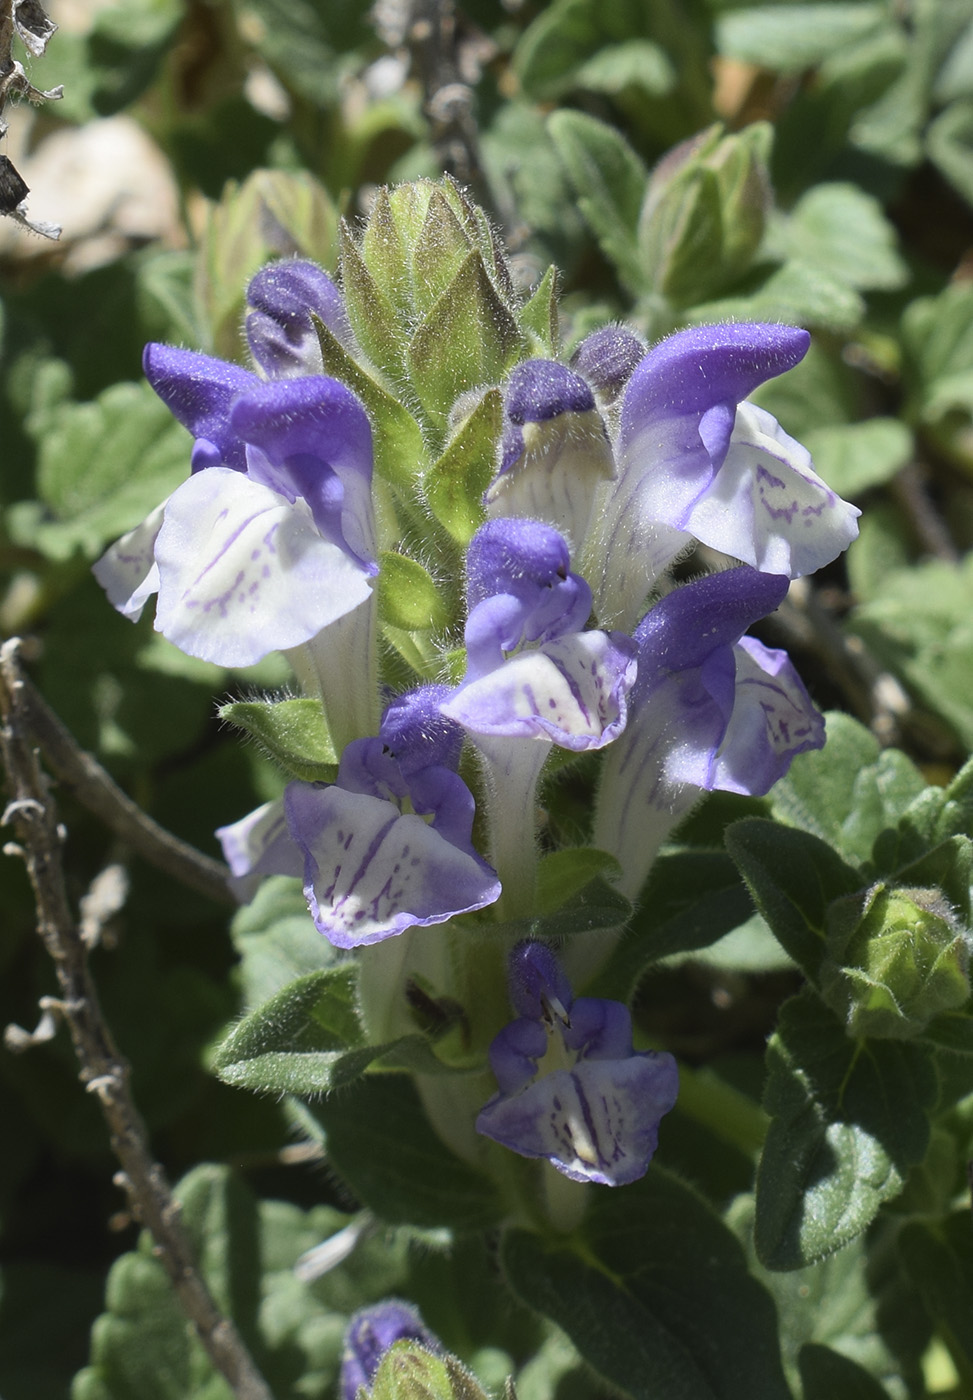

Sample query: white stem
[285,594,379,755]
[474,734,550,921]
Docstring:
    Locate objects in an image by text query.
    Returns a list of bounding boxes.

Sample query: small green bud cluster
[369,1343,502,1400]
[639,122,772,308]
[821,882,972,1039]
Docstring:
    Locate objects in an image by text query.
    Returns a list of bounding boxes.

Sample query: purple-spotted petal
[153,467,373,667]
[215,797,303,901]
[284,782,500,948]
[442,631,637,750]
[588,323,814,625]
[92,502,164,620]
[712,635,825,794]
[143,344,257,472]
[230,376,376,571]
[476,1049,678,1186]
[680,403,860,576]
[246,258,352,378]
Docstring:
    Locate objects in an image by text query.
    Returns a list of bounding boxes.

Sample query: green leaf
[502,1167,791,1400]
[212,967,375,1095]
[716,4,887,71]
[339,222,408,383]
[378,552,449,631]
[846,556,973,748]
[768,713,926,868]
[573,39,675,97]
[802,418,912,498]
[547,110,648,294]
[899,1215,973,1387]
[535,848,621,914]
[301,1075,503,1228]
[423,389,501,546]
[519,266,560,357]
[928,99,973,209]
[768,183,907,292]
[314,316,429,496]
[408,252,525,432]
[725,819,862,982]
[230,876,337,1009]
[21,381,188,561]
[219,697,338,783]
[903,282,973,427]
[687,259,864,334]
[515,0,675,101]
[728,1196,924,1397]
[755,989,936,1269]
[588,851,756,1001]
[74,1166,389,1400]
[798,1345,891,1400]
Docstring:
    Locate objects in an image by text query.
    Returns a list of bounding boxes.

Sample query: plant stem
[0,639,274,1400]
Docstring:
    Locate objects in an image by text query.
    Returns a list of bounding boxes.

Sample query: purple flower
[442,518,636,751]
[341,1300,440,1400]
[594,566,825,897]
[485,360,615,553]
[584,322,861,628]
[93,347,377,668]
[283,687,500,947]
[477,942,678,1186]
[246,258,353,378]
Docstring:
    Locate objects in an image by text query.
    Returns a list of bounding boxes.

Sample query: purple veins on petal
[152,468,373,668]
[477,941,678,1185]
[284,781,500,948]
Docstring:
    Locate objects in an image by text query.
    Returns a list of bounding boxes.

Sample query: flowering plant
[13,167,973,1400]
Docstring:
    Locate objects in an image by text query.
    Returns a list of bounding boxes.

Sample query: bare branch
[0,638,274,1400]
[0,0,62,237]
[6,645,234,906]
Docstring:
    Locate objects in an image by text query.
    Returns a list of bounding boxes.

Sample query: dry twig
[0,637,273,1400]
[9,656,234,906]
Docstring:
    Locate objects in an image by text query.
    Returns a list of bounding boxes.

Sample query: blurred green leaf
[548,110,647,294]
[847,555,973,748]
[728,1195,926,1397]
[769,183,907,292]
[899,1214,973,1388]
[716,5,887,72]
[802,418,912,498]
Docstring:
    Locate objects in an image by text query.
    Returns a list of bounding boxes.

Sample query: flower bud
[638,122,771,308]
[341,1301,441,1400]
[485,358,615,552]
[821,883,972,1040]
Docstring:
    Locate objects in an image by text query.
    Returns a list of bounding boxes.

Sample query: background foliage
[4,0,973,1396]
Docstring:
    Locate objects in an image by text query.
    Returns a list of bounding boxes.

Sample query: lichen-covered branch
[0,638,273,1400]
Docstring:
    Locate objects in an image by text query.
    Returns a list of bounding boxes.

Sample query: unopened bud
[822,882,972,1039]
